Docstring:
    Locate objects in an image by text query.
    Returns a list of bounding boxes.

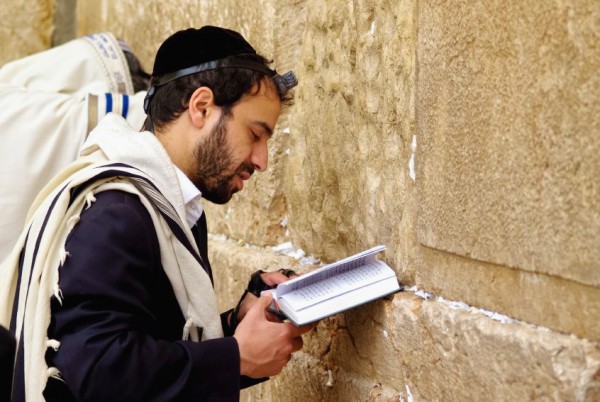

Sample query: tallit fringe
[84,192,96,209]
[66,215,80,232]
[59,248,70,266]
[182,318,199,342]
[1,121,223,399]
[46,339,60,351]
[47,367,63,381]
[53,283,64,306]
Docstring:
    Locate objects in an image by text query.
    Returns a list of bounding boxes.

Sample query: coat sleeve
[47,190,242,401]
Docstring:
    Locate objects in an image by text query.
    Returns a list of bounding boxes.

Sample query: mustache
[216,162,255,187]
[235,162,255,177]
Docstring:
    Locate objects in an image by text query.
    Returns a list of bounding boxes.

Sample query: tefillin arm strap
[229,268,297,330]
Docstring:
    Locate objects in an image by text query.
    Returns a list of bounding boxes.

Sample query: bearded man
[0,26,313,402]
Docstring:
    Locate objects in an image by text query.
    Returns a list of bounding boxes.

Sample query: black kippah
[152,26,257,77]
[143,25,298,117]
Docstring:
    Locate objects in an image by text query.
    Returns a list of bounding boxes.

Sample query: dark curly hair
[143,53,292,133]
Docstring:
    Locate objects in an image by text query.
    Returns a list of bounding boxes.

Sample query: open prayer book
[265,245,401,326]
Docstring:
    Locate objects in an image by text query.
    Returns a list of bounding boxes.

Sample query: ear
[188,86,215,128]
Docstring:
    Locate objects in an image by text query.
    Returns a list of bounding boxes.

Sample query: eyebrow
[252,121,274,138]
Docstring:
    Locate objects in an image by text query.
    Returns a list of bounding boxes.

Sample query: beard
[189,113,254,204]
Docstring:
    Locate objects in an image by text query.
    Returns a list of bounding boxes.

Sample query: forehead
[229,79,282,129]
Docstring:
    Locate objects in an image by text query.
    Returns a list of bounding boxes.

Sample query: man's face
[189,81,282,204]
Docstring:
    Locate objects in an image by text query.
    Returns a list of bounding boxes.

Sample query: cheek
[226,136,254,166]
[229,149,252,171]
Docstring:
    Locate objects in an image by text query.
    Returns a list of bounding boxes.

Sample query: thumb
[245,291,275,321]
[256,290,274,309]
[248,291,276,318]
[246,291,273,319]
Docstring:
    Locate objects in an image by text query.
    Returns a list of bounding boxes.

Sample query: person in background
[0,25,313,401]
[0,32,150,262]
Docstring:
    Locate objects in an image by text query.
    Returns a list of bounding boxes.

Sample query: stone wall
[0,0,53,65]
[2,0,599,400]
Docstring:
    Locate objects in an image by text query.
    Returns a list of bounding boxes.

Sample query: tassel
[47,367,63,381]
[182,318,199,342]
[66,215,80,232]
[53,283,64,305]
[84,192,96,209]
[182,318,194,340]
[46,339,61,351]
[59,248,71,266]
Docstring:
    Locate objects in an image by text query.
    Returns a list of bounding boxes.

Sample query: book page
[288,275,400,325]
[279,260,393,311]
[276,245,386,297]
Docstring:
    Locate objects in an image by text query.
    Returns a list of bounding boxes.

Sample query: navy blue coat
[0,325,16,402]
[41,190,260,401]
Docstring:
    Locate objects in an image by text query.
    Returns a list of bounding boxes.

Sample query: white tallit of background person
[0,32,150,262]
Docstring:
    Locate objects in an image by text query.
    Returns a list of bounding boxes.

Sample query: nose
[250,140,269,172]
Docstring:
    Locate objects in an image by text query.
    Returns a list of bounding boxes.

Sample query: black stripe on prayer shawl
[10,164,208,401]
[71,163,180,224]
[10,231,28,402]
[10,228,33,402]
[71,163,206,269]
[11,181,70,402]
[21,182,71,313]
[9,228,30,335]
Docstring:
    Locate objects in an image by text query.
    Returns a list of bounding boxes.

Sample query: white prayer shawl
[0,32,147,262]
[0,113,222,402]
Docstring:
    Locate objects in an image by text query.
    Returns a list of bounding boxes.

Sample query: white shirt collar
[174,166,204,228]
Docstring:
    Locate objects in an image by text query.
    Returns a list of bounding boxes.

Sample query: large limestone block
[417,246,600,342]
[53,0,76,45]
[284,0,417,270]
[208,239,599,401]
[241,290,600,401]
[0,0,53,65]
[416,1,600,286]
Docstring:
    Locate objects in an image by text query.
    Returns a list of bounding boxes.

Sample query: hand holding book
[264,245,402,326]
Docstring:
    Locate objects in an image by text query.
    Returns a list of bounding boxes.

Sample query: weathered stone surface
[417,246,600,342]
[73,0,419,274]
[0,0,53,65]
[210,238,600,401]
[208,236,304,311]
[416,1,600,286]
[52,0,76,46]
[285,0,417,274]
[245,288,600,400]
[2,0,598,399]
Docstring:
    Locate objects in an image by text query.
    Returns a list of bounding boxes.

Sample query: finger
[265,310,284,322]
[255,291,274,309]
[260,272,289,287]
[278,268,297,278]
[290,336,304,352]
[244,291,273,321]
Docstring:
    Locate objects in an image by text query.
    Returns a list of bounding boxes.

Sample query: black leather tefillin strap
[229,269,297,330]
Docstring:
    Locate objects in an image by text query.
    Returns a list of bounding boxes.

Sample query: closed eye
[250,120,274,139]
